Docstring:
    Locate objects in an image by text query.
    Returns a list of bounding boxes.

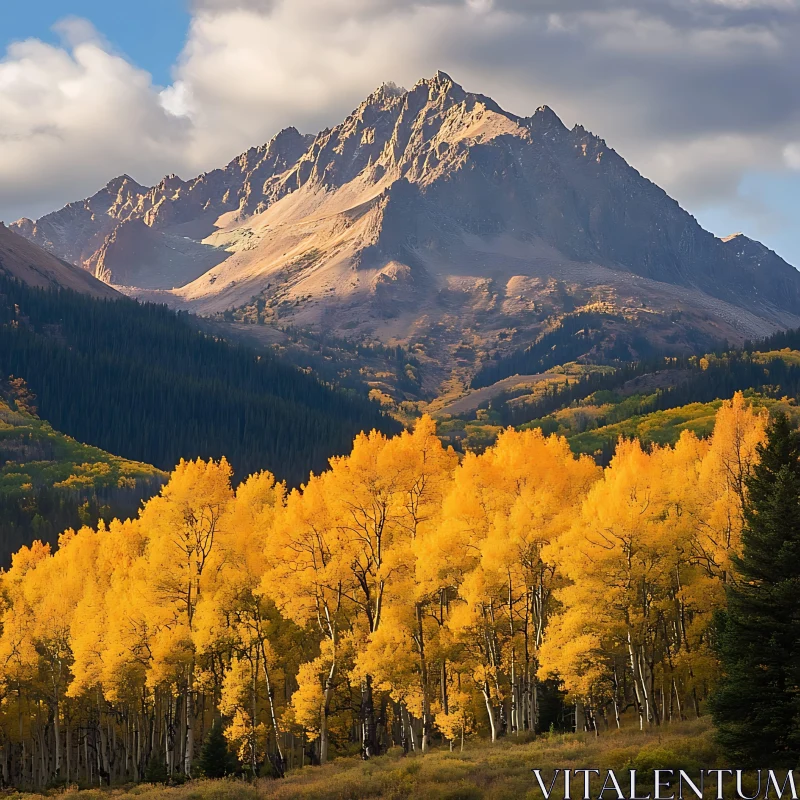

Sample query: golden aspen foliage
[440,428,600,739]
[0,400,776,787]
[694,392,768,580]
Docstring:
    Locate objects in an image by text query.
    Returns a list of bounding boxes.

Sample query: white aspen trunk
[637,649,653,725]
[672,678,684,721]
[184,675,194,776]
[510,648,518,734]
[318,647,337,764]
[261,642,285,771]
[481,683,497,743]
[398,704,408,753]
[415,604,431,754]
[627,635,646,729]
[133,716,140,783]
[53,693,61,778]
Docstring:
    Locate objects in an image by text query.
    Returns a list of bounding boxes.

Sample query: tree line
[0,392,782,788]
[482,349,800,429]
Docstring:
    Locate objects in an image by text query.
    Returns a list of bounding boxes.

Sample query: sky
[1,0,799,266]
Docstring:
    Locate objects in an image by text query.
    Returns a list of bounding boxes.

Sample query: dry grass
[7,717,721,800]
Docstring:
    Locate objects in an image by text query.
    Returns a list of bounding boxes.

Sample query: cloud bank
[1,0,799,256]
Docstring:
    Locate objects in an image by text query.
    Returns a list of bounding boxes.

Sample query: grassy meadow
[6,718,719,800]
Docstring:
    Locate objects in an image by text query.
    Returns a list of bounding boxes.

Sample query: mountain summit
[12,73,800,380]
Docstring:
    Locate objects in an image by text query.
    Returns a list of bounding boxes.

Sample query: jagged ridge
[10,72,800,369]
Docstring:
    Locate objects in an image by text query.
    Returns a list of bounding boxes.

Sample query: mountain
[11,127,313,288]
[12,72,800,390]
[0,222,118,299]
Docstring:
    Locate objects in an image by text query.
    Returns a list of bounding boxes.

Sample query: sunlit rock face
[11,73,800,376]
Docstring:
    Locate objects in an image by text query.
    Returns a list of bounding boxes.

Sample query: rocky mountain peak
[101,176,148,213]
[105,174,143,191]
[268,126,307,150]
[412,69,456,92]
[156,174,185,193]
[409,70,509,119]
[528,104,567,129]
[525,105,569,144]
[10,217,34,237]
[11,71,800,344]
[365,81,407,106]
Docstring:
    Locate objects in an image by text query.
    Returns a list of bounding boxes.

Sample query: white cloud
[785,143,800,170]
[0,26,189,220]
[1,0,799,266]
[700,0,796,9]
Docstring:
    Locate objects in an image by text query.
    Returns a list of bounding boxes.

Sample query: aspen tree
[441,429,599,738]
[264,474,351,764]
[137,458,234,775]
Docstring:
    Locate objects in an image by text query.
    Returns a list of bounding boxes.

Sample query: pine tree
[199,719,236,779]
[711,413,800,766]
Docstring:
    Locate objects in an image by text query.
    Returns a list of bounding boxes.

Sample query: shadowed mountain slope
[0,223,118,299]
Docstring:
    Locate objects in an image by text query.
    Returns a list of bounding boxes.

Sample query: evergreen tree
[199,719,237,779]
[711,413,800,766]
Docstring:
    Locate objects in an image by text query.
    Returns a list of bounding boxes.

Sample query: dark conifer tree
[199,720,237,778]
[711,413,800,766]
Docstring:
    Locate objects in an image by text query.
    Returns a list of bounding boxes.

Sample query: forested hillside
[449,330,800,454]
[470,311,625,389]
[0,275,397,484]
[0,389,164,563]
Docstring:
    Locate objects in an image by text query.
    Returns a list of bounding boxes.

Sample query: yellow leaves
[219,656,256,719]
[263,476,343,630]
[141,458,234,582]
[223,694,268,763]
[226,470,285,581]
[538,581,612,701]
[538,392,768,707]
[696,392,768,574]
[146,623,193,689]
[471,664,499,695]
[354,616,419,705]
[160,457,234,512]
[292,655,331,737]
[435,703,475,743]
[8,539,50,577]
[0,397,771,747]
